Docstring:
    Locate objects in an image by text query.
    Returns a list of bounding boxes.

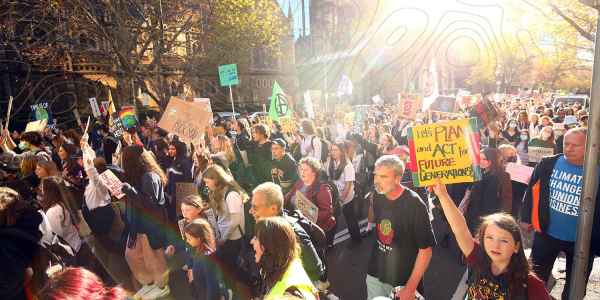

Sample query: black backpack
[285,209,327,248]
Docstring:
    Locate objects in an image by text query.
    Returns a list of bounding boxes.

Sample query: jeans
[530,232,594,300]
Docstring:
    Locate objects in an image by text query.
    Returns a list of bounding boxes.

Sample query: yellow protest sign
[408,118,482,187]
[24,119,48,133]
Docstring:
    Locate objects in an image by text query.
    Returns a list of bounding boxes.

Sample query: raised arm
[431,181,474,256]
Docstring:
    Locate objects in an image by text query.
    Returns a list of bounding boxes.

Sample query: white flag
[304,91,315,119]
[337,75,353,97]
[422,59,440,110]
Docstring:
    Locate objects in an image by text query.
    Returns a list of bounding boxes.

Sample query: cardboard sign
[89,97,101,117]
[408,118,482,187]
[295,190,318,224]
[505,162,534,184]
[176,182,198,217]
[398,95,422,120]
[98,169,125,199]
[528,146,554,163]
[218,64,239,86]
[24,119,48,132]
[278,116,296,134]
[158,96,213,144]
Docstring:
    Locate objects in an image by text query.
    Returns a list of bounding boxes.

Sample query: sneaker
[315,280,330,291]
[143,285,170,300]
[134,284,155,298]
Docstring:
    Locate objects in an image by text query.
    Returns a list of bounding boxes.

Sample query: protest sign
[467,97,500,126]
[119,106,137,129]
[564,115,578,126]
[352,105,369,134]
[278,116,296,134]
[89,97,101,117]
[505,163,534,184]
[109,116,125,138]
[528,146,554,163]
[295,190,319,224]
[193,98,212,112]
[98,169,125,199]
[218,64,239,86]
[408,118,482,187]
[176,182,198,217]
[100,101,110,115]
[398,95,422,120]
[429,96,457,113]
[372,95,384,105]
[24,119,48,132]
[31,102,51,122]
[158,96,212,144]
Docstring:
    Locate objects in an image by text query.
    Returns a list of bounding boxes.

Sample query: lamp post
[570,1,600,299]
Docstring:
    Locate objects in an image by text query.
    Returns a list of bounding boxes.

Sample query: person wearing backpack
[325,142,361,243]
[250,182,324,283]
[299,120,323,162]
[284,157,335,292]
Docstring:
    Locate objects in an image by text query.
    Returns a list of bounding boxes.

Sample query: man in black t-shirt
[248,123,272,185]
[271,138,298,195]
[366,155,435,300]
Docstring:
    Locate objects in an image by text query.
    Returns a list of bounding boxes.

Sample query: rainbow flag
[119,106,137,129]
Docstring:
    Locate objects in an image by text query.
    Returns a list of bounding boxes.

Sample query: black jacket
[521,154,600,252]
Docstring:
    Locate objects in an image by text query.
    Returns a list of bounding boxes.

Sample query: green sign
[268,81,291,121]
[218,64,239,86]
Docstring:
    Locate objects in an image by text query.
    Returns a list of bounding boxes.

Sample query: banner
[303,91,315,119]
[528,146,554,163]
[158,96,213,144]
[24,119,48,133]
[398,95,422,120]
[268,81,291,121]
[408,118,482,187]
[89,97,101,117]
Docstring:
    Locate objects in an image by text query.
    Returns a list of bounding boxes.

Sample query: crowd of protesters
[0,93,597,300]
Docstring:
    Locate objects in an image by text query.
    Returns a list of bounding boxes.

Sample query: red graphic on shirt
[377,219,394,245]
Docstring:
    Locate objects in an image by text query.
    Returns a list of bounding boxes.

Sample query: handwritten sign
[505,163,534,184]
[98,169,125,199]
[278,116,296,134]
[408,118,482,187]
[109,116,125,138]
[218,64,239,86]
[24,119,48,132]
[528,146,554,163]
[158,96,213,144]
[89,97,101,117]
[398,95,422,120]
[295,191,318,224]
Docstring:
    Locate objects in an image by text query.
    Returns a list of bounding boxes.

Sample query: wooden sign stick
[5,96,13,130]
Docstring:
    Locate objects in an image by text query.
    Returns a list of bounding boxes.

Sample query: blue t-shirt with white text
[547,156,583,242]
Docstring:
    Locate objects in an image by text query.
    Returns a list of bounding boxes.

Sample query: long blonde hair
[202,165,248,213]
[213,135,235,163]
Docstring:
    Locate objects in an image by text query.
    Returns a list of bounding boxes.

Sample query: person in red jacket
[284,156,335,292]
[431,181,551,300]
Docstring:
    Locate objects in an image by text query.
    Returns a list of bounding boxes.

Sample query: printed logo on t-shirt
[467,277,507,300]
[549,167,583,217]
[377,219,395,252]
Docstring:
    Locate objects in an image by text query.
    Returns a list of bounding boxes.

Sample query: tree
[0,0,287,111]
